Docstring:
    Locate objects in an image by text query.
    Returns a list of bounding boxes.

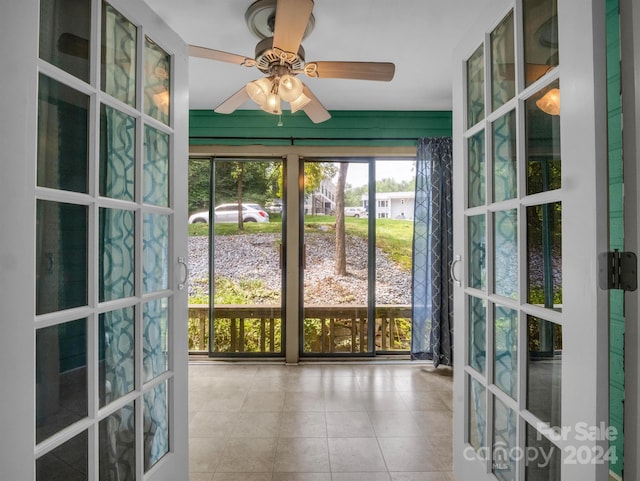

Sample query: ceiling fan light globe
[289,92,311,113]
[261,92,282,114]
[246,77,272,107]
[278,75,304,102]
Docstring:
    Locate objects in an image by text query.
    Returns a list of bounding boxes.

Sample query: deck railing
[188,304,412,354]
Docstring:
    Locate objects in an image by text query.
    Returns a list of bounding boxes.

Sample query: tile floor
[189,361,455,481]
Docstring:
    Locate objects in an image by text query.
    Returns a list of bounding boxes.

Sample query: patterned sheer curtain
[411,137,453,367]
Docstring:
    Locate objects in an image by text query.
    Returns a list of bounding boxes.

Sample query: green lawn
[189,215,414,272]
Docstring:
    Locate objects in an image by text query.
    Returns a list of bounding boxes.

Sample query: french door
[1,0,189,479]
[453,1,609,480]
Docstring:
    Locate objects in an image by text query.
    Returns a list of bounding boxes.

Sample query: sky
[340,160,416,188]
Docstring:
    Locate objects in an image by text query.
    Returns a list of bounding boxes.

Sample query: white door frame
[621,0,640,478]
[0,1,189,478]
[452,1,610,480]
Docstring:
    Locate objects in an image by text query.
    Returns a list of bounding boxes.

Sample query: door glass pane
[467,45,485,128]
[493,396,517,481]
[36,430,88,481]
[143,213,169,293]
[494,209,518,299]
[493,110,517,202]
[374,159,414,351]
[526,424,562,480]
[99,307,135,408]
[143,297,169,382]
[527,316,562,426]
[469,296,486,374]
[468,214,486,291]
[36,318,88,443]
[303,161,370,354]
[38,74,89,193]
[144,381,169,471]
[100,104,136,201]
[526,80,561,195]
[187,158,211,352]
[211,159,282,354]
[491,11,515,110]
[36,201,88,315]
[101,3,137,106]
[468,130,486,208]
[144,126,170,207]
[99,402,136,481]
[523,0,559,87]
[39,0,91,82]
[494,305,518,399]
[526,203,562,310]
[144,36,170,125]
[100,208,135,302]
[468,376,486,450]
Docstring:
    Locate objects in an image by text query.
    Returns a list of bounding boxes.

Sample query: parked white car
[344,206,367,218]
[188,203,270,224]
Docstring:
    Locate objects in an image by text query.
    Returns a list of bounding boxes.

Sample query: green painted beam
[189,110,452,147]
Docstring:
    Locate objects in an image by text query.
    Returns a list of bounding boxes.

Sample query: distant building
[305,178,336,214]
[362,191,415,219]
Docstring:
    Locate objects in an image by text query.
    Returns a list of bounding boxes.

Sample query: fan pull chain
[277,114,283,127]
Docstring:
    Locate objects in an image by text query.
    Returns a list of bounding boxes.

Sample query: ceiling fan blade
[189,45,255,67]
[214,87,250,114]
[301,85,331,124]
[273,0,314,54]
[306,61,395,81]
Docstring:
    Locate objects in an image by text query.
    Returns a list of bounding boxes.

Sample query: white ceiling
[143,0,505,112]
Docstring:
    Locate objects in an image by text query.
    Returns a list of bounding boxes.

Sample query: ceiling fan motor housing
[254,37,306,74]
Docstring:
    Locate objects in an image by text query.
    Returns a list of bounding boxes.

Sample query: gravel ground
[188,233,412,304]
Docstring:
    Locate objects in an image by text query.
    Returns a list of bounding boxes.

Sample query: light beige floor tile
[378,437,451,472]
[212,473,272,481]
[187,362,454,479]
[189,437,227,473]
[189,473,214,481]
[332,473,392,481]
[328,437,387,472]
[199,390,247,412]
[216,438,277,472]
[279,411,327,437]
[231,411,282,438]
[326,411,375,438]
[241,391,286,412]
[271,473,331,481]
[189,411,237,438]
[415,410,453,438]
[283,391,326,412]
[369,411,424,437]
[399,392,451,412]
[273,437,330,472]
[390,473,456,481]
[189,389,210,412]
[249,376,289,392]
[322,376,361,391]
[360,391,410,412]
[285,376,325,392]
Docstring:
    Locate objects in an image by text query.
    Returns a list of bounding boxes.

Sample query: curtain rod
[189,136,419,144]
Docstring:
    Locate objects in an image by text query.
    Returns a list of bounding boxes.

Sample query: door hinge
[600,250,638,291]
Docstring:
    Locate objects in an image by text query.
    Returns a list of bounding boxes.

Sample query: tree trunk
[335,162,349,276]
[236,163,245,232]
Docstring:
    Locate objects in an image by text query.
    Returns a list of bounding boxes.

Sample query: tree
[234,162,245,231]
[334,162,349,276]
[188,158,211,213]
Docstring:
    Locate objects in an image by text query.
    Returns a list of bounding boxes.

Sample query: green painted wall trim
[189,110,452,147]
[606,0,624,476]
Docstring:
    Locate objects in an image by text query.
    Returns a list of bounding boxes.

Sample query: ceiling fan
[189,0,395,123]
